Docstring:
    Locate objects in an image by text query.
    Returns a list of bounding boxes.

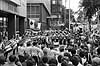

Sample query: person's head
[26,59,35,66]
[59,46,64,52]
[80,45,84,49]
[24,53,30,60]
[18,55,25,63]
[27,41,31,47]
[71,56,79,66]
[64,52,71,58]
[32,56,39,64]
[71,49,76,55]
[0,49,4,56]
[38,63,47,66]
[42,56,48,63]
[57,55,63,63]
[32,41,37,46]
[68,48,72,52]
[28,57,36,66]
[50,46,54,50]
[9,55,16,62]
[97,47,100,55]
[61,61,68,66]
[0,55,6,65]
[48,58,58,66]
[49,64,57,66]
[79,51,85,58]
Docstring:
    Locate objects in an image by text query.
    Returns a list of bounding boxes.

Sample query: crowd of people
[0,29,100,66]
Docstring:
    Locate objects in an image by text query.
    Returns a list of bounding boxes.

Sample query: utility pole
[69,0,71,30]
[64,0,67,26]
[98,9,100,24]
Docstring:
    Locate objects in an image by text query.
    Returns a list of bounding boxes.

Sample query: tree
[77,11,84,22]
[80,0,100,31]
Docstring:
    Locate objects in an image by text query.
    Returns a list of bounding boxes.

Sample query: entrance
[0,17,8,41]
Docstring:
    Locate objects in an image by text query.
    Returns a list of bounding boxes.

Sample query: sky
[62,0,81,12]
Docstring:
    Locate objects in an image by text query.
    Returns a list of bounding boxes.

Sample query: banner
[37,23,41,30]
[29,20,35,29]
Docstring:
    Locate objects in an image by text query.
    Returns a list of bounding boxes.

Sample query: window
[31,6,36,14]
[27,6,30,14]
[27,3,40,18]
[27,15,30,18]
[36,6,40,14]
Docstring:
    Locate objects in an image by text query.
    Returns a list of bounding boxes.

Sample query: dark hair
[33,42,37,46]
[64,52,71,58]
[49,64,57,66]
[71,49,76,55]
[50,46,54,50]
[71,56,79,66]
[27,41,31,46]
[42,56,48,63]
[68,48,72,52]
[59,46,64,52]
[97,47,100,55]
[61,61,67,66]
[80,45,84,49]
[32,56,39,64]
[9,55,16,62]
[24,53,30,60]
[48,58,58,66]
[79,51,85,58]
[26,60,34,66]
[57,55,63,63]
[18,55,25,63]
[0,55,6,64]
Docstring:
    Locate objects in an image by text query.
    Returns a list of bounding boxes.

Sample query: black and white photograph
[0,0,100,66]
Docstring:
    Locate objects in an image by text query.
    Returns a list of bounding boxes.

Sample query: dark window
[27,6,31,14]
[31,6,36,14]
[36,6,40,14]
[27,3,40,18]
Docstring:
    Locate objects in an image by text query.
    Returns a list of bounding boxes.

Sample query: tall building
[0,0,27,40]
[27,0,51,30]
[47,0,63,30]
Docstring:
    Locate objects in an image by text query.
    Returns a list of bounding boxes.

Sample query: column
[19,17,25,36]
[8,14,16,39]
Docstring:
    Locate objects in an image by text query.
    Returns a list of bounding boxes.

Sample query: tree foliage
[80,0,100,18]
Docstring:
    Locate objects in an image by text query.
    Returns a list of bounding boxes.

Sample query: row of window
[27,3,40,18]
[27,3,40,15]
[52,0,62,5]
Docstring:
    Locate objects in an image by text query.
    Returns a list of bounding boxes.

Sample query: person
[92,47,100,66]
[4,55,17,66]
[0,55,6,66]
[48,58,58,66]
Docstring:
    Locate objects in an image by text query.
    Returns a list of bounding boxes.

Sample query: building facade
[47,0,63,30]
[0,0,26,40]
[27,0,51,30]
